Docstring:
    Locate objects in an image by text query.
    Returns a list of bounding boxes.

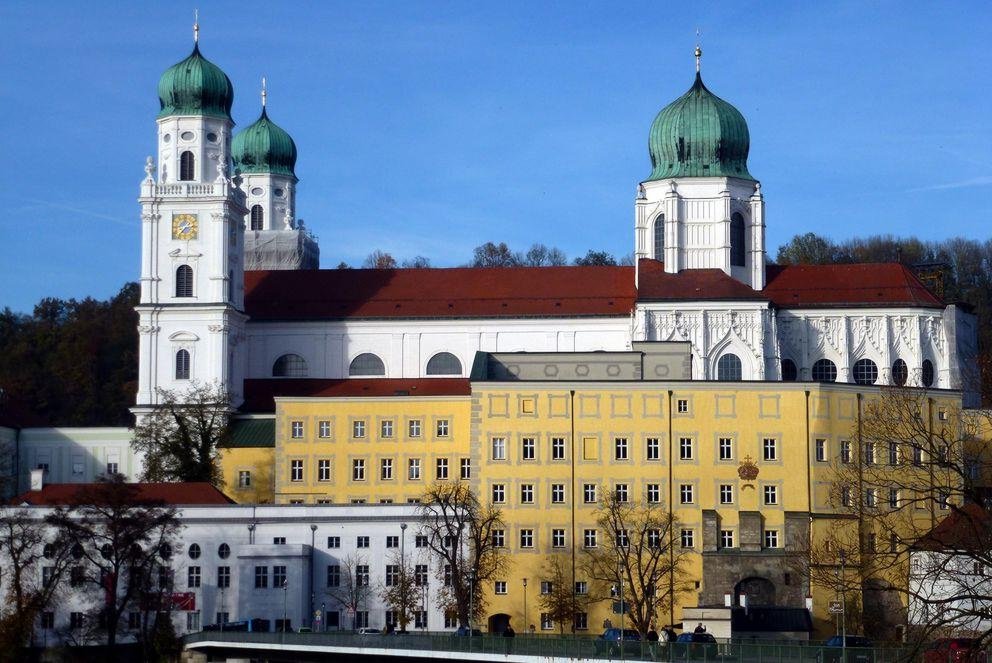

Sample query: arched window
[272,354,308,378]
[188,543,201,559]
[426,352,462,376]
[175,349,190,380]
[250,205,264,230]
[653,214,665,260]
[175,265,193,298]
[892,359,908,386]
[781,359,798,382]
[349,353,385,376]
[853,359,879,385]
[716,353,742,381]
[179,151,195,181]
[922,359,935,387]
[730,212,746,267]
[812,359,837,382]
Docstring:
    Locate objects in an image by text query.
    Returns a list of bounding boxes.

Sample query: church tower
[134,24,248,414]
[634,47,766,290]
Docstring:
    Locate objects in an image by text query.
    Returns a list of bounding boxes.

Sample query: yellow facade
[226,380,970,638]
[220,445,276,503]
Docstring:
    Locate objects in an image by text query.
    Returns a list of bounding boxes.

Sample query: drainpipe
[570,389,577,632]
[667,390,675,628]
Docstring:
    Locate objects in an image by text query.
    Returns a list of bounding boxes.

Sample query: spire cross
[694,28,702,73]
[261,76,267,108]
[193,9,200,43]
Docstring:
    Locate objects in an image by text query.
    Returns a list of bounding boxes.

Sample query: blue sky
[1,1,990,313]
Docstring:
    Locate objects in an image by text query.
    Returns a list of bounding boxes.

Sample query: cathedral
[135,33,977,416]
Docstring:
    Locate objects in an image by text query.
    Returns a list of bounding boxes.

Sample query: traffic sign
[828,601,844,614]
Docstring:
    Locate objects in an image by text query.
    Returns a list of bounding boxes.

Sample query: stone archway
[488,613,511,635]
[734,576,777,607]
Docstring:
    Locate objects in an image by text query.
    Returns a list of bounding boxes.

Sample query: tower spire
[261,76,267,108]
[193,9,199,43]
[694,28,702,73]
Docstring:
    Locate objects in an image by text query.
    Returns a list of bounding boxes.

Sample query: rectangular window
[273,565,287,588]
[574,612,588,630]
[939,491,950,510]
[491,437,506,461]
[646,437,660,461]
[327,536,340,548]
[520,529,534,548]
[312,459,329,482]
[408,458,421,481]
[679,437,693,460]
[273,536,286,545]
[254,566,268,589]
[380,458,394,480]
[868,533,877,552]
[494,581,507,595]
[719,437,733,461]
[352,420,366,438]
[841,440,851,464]
[290,459,304,482]
[386,536,399,549]
[540,580,553,595]
[187,566,201,588]
[355,611,369,628]
[551,483,565,503]
[238,470,251,488]
[352,459,366,481]
[575,581,588,595]
[864,442,875,465]
[319,420,332,438]
[842,486,852,507]
[291,421,304,439]
[460,458,471,480]
[763,438,778,461]
[551,437,566,460]
[435,458,449,480]
[764,485,778,505]
[357,536,370,548]
[436,419,449,437]
[815,438,827,462]
[186,611,200,632]
[414,611,427,629]
[764,530,779,548]
[355,565,370,587]
[615,483,629,503]
[520,484,535,504]
[41,611,55,629]
[720,529,735,549]
[326,564,341,587]
[415,564,428,586]
[677,399,688,413]
[492,529,505,547]
[415,535,428,548]
[492,484,506,503]
[70,612,84,629]
[541,613,553,630]
[444,611,457,628]
[866,489,878,508]
[681,529,695,548]
[617,528,630,548]
[381,419,394,438]
[217,566,230,588]
[522,437,536,460]
[552,528,566,548]
[913,445,923,466]
[888,441,899,465]
[889,489,900,509]
[408,419,422,437]
[646,483,661,503]
[583,484,597,504]
[719,484,734,504]
[680,484,694,504]
[614,437,628,460]
[385,565,400,587]
[583,529,597,548]
[107,462,119,475]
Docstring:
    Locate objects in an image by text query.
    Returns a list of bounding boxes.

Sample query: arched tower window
[272,354,308,378]
[891,359,908,386]
[853,358,879,385]
[426,352,462,376]
[250,205,264,230]
[175,265,193,298]
[653,214,665,260]
[922,359,935,387]
[812,359,837,382]
[179,151,195,181]
[781,359,798,382]
[730,213,746,267]
[716,353,742,381]
[349,353,385,376]
[175,349,190,380]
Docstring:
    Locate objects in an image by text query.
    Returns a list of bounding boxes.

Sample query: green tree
[573,250,617,266]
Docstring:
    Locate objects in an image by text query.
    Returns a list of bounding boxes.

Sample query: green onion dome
[231,108,298,179]
[157,44,234,121]
[647,72,753,181]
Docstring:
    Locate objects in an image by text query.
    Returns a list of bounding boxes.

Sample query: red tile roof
[764,263,944,308]
[913,503,992,553]
[12,482,234,506]
[244,266,636,320]
[637,259,769,302]
[242,378,472,413]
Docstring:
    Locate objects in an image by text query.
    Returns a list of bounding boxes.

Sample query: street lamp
[282,579,289,639]
[400,523,408,632]
[522,578,528,634]
[247,523,256,545]
[310,524,318,628]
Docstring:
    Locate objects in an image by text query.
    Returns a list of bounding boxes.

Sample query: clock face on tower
[172,213,198,240]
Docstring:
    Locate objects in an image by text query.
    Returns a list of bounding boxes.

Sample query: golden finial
[261,76,267,108]
[193,9,200,43]
[695,28,702,73]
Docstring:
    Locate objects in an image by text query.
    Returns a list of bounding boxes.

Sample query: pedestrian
[694,622,706,634]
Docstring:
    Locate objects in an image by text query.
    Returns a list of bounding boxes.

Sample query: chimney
[30,468,44,491]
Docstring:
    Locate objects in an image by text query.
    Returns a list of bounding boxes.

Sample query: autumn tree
[363,250,398,269]
[418,482,508,628]
[325,553,373,630]
[380,551,419,631]
[47,474,182,648]
[537,554,589,634]
[581,489,691,636]
[132,382,231,486]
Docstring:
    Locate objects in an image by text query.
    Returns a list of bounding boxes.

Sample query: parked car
[296,626,312,633]
[452,626,483,637]
[818,636,875,663]
[672,632,719,660]
[924,638,986,663]
[594,628,642,656]
[358,627,381,635]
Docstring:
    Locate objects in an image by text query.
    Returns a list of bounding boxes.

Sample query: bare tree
[401,256,431,269]
[380,552,418,631]
[46,474,182,648]
[325,553,372,630]
[581,490,692,636]
[132,382,230,486]
[471,242,520,268]
[537,554,589,634]
[417,482,508,628]
[363,250,397,269]
[523,244,567,267]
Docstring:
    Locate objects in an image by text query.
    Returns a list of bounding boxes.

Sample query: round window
[163,134,171,143]
[159,543,172,560]
[218,543,230,559]
[274,188,285,197]
[188,543,201,559]
[250,187,264,196]
[180,131,195,141]
[206,132,219,143]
